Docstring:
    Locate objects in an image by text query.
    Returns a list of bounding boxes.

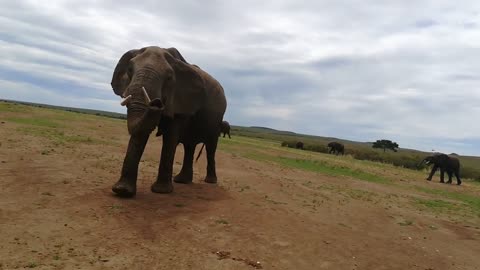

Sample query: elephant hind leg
[151,120,179,194]
[174,143,195,184]
[446,171,453,184]
[204,138,219,184]
[440,168,445,183]
[454,171,462,185]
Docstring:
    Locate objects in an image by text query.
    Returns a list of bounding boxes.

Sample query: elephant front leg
[426,165,438,181]
[174,143,195,184]
[151,121,179,194]
[112,134,150,197]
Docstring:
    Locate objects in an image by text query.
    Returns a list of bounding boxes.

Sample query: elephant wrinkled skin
[110,46,227,197]
[421,154,461,185]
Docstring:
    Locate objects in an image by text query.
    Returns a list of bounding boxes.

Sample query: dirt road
[1,104,479,269]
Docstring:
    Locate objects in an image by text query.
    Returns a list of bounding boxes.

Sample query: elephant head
[327,142,345,155]
[421,154,449,166]
[111,47,205,135]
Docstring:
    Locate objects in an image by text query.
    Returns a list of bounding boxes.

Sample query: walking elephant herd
[297,140,462,186]
[109,46,461,198]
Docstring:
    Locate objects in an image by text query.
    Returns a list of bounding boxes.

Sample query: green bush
[461,166,480,181]
[305,144,329,153]
[281,140,329,153]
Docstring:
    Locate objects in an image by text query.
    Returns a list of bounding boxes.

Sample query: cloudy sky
[1,1,480,155]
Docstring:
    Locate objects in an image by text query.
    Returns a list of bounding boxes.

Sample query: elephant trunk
[125,86,162,135]
[417,158,429,168]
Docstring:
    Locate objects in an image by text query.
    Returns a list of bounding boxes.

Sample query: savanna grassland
[1,101,480,270]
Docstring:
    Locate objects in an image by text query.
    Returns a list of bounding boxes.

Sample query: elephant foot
[204,176,217,184]
[457,181,462,185]
[447,181,452,184]
[112,180,136,198]
[151,181,173,194]
[174,171,193,184]
[426,178,432,181]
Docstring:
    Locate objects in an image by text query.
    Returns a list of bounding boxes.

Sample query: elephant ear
[111,49,140,96]
[163,52,205,118]
[166,47,188,63]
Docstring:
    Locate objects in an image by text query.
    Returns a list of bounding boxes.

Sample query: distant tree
[372,139,399,152]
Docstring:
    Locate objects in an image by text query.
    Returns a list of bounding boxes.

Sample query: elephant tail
[195,144,205,163]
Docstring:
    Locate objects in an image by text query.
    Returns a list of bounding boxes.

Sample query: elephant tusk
[142,87,151,104]
[120,95,132,106]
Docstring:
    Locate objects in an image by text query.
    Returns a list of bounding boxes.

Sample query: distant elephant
[296,141,304,150]
[327,142,344,155]
[220,121,231,139]
[421,154,461,185]
[110,46,227,197]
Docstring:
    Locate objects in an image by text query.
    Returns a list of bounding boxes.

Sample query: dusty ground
[1,103,479,270]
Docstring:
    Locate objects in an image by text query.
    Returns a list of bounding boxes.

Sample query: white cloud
[1,0,480,155]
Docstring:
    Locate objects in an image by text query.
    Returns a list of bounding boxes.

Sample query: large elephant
[110,46,227,197]
[220,121,231,139]
[327,142,344,155]
[421,154,461,185]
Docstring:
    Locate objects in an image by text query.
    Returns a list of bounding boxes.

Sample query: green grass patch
[414,186,480,214]
[415,198,456,211]
[25,262,38,268]
[7,117,62,128]
[345,189,379,201]
[246,152,390,184]
[398,220,414,226]
[17,126,101,145]
[215,219,229,225]
[107,205,124,214]
[0,102,33,113]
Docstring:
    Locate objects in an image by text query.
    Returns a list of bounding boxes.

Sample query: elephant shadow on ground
[104,182,231,239]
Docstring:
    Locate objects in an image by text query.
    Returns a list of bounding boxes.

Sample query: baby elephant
[220,121,231,139]
[421,154,461,185]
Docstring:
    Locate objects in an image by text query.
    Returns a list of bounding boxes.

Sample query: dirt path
[1,107,479,269]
